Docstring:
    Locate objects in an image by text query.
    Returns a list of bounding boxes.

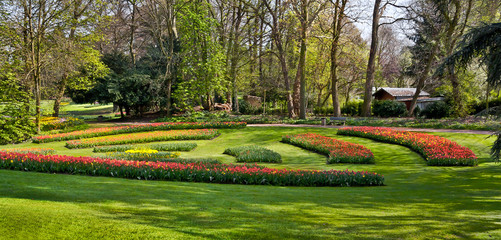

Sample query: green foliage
[238,100,261,115]
[224,145,282,163]
[175,2,227,111]
[0,73,35,144]
[341,100,363,116]
[441,22,501,88]
[420,101,450,119]
[372,100,407,117]
[93,143,197,153]
[104,151,181,162]
[491,131,501,163]
[107,73,161,116]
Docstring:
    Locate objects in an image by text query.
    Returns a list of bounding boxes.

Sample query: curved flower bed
[66,129,219,149]
[33,122,246,143]
[224,145,282,163]
[282,133,374,164]
[40,117,86,131]
[0,151,384,187]
[337,127,477,166]
[93,143,198,153]
[105,151,181,162]
[3,148,55,155]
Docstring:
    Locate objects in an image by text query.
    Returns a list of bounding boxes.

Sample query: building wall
[374,91,395,101]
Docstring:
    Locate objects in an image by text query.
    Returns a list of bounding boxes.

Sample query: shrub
[420,101,450,119]
[239,100,261,114]
[66,129,219,149]
[93,143,197,153]
[372,100,407,117]
[0,151,384,187]
[3,148,55,155]
[0,73,35,144]
[105,151,181,162]
[281,133,374,164]
[341,101,363,116]
[337,126,477,166]
[224,145,282,163]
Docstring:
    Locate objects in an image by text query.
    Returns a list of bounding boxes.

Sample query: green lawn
[1,126,500,239]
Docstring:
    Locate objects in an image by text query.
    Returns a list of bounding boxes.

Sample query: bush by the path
[105,149,181,162]
[93,143,197,152]
[224,145,282,163]
[66,129,219,149]
[282,133,375,164]
[0,151,384,187]
[337,126,477,166]
[40,117,86,131]
[33,122,245,143]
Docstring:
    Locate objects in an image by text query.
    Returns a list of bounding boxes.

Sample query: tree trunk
[361,0,382,117]
[298,2,308,119]
[129,0,137,66]
[52,77,67,117]
[408,43,439,116]
[276,41,295,118]
[330,0,346,117]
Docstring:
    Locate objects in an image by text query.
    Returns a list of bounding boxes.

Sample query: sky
[350,0,413,43]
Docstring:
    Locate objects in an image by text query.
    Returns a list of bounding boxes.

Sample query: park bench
[320,117,371,126]
[320,117,348,126]
[330,117,348,125]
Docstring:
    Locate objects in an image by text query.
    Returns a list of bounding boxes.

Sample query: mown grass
[0,126,500,239]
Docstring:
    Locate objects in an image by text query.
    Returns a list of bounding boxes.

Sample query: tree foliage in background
[0,72,35,144]
[372,100,407,117]
[175,2,227,111]
[441,22,501,162]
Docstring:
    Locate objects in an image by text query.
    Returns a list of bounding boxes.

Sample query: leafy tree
[0,72,35,144]
[175,2,227,111]
[441,22,501,162]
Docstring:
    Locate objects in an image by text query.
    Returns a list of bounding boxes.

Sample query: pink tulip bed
[65,129,220,149]
[282,133,375,164]
[33,121,246,143]
[337,126,477,166]
[0,151,385,187]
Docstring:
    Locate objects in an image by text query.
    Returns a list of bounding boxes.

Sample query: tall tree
[435,0,473,117]
[329,0,348,117]
[261,0,296,118]
[141,0,181,115]
[291,0,327,119]
[406,0,443,116]
[14,0,71,132]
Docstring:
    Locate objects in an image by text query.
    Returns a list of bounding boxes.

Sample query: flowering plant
[337,127,477,166]
[93,143,198,153]
[282,133,375,164]
[40,117,85,131]
[33,122,246,143]
[0,151,384,187]
[66,129,219,149]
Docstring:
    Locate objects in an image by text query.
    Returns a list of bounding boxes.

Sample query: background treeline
[0,0,500,137]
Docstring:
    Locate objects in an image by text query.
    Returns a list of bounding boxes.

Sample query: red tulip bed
[282,133,375,164]
[66,129,220,149]
[33,122,246,143]
[337,127,477,166]
[0,151,384,187]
